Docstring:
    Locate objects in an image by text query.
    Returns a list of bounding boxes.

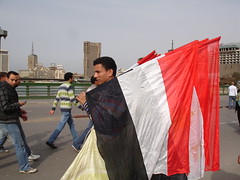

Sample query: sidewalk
[0,96,240,180]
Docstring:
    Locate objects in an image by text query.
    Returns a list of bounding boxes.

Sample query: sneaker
[71,145,80,153]
[28,154,40,162]
[19,167,38,174]
[46,141,57,149]
[0,146,10,153]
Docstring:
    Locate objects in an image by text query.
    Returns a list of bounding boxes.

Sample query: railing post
[26,86,29,96]
[47,86,50,96]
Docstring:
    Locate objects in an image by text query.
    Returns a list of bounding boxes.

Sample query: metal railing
[16,82,90,99]
[16,82,229,99]
[219,85,229,95]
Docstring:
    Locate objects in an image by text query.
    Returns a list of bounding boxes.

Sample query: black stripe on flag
[87,77,148,180]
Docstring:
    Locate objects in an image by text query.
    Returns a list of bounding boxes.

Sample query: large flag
[61,38,220,180]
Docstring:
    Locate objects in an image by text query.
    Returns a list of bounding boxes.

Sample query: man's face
[6,74,20,87]
[15,76,21,87]
[69,77,74,83]
[94,64,113,85]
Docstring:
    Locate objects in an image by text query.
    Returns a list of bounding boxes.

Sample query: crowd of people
[0,57,240,178]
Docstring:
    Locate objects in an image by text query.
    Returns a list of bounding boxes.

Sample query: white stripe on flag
[188,88,205,180]
[118,59,172,178]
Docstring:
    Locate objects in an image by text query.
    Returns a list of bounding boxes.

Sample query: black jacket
[0,81,21,123]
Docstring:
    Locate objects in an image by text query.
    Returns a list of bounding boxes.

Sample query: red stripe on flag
[195,37,220,171]
[157,42,200,175]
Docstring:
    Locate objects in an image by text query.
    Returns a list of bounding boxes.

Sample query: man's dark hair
[90,75,96,84]
[93,56,117,77]
[0,72,7,79]
[64,72,73,81]
[7,71,19,78]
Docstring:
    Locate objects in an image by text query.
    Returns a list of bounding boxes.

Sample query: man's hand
[49,110,55,115]
[20,109,27,115]
[20,114,28,121]
[76,92,86,105]
[19,101,27,106]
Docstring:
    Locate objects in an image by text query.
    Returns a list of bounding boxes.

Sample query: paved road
[0,96,239,180]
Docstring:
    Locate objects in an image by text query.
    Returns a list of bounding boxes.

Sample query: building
[83,41,101,79]
[28,54,38,71]
[55,64,65,79]
[28,42,38,71]
[220,42,240,64]
[0,49,9,72]
[219,42,240,77]
[18,70,29,78]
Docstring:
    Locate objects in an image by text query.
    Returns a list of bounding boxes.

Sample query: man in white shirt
[228,82,238,109]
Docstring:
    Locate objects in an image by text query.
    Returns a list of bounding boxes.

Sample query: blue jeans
[0,129,7,147]
[0,120,31,156]
[229,96,236,109]
[73,120,93,150]
[48,111,78,143]
[0,123,30,171]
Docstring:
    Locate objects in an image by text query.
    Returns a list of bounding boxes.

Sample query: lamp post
[0,27,8,51]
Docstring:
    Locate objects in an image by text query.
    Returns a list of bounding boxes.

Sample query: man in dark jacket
[0,71,37,174]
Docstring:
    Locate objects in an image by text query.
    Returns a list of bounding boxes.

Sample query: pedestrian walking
[228,82,238,109]
[0,74,40,161]
[0,71,37,174]
[46,72,79,149]
[72,76,98,152]
[235,89,240,127]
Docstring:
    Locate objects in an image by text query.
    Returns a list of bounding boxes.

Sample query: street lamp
[0,27,8,51]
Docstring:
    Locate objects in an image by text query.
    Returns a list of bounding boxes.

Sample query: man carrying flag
[61,37,220,180]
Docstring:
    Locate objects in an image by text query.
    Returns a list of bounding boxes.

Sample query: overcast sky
[1,0,239,74]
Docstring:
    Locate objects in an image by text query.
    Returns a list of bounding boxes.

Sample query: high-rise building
[0,49,9,72]
[28,42,38,71]
[83,41,101,79]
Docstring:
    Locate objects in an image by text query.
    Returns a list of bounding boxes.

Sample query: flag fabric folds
[61,37,220,180]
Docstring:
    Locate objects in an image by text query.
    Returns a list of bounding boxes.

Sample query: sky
[0,0,240,74]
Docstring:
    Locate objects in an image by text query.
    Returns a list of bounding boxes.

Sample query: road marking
[220,121,238,125]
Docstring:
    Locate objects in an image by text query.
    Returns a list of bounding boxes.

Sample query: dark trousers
[17,120,31,156]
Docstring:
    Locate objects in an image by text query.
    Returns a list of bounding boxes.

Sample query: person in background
[46,72,80,149]
[0,71,37,173]
[72,76,98,152]
[0,72,7,83]
[0,74,40,161]
[235,89,240,127]
[0,72,8,153]
[238,154,240,164]
[15,76,40,161]
[228,82,238,109]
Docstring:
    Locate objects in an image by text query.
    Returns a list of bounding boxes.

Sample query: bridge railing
[219,85,229,95]
[17,82,90,99]
[16,83,229,99]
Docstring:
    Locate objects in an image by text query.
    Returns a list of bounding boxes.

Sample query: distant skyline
[1,0,240,74]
